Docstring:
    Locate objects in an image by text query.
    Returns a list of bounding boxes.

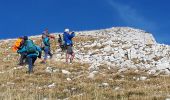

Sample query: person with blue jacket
[63,28,75,63]
[41,33,53,64]
[17,36,41,74]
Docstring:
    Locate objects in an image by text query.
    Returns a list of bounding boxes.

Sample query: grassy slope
[0,35,170,100]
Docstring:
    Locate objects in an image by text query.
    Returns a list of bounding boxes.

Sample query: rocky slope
[54,27,170,76]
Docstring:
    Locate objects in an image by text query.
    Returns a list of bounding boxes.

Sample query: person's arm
[49,34,55,39]
[35,45,42,58]
[68,32,75,39]
[17,46,26,53]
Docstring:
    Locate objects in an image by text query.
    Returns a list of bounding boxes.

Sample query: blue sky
[0,0,169,44]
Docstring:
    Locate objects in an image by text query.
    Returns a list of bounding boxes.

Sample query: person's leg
[48,48,53,59]
[27,56,33,74]
[42,47,49,63]
[18,53,25,65]
[32,56,37,66]
[66,45,70,63]
[68,45,74,63]
[38,51,42,59]
[23,53,27,65]
[70,52,75,63]
[66,53,70,63]
[32,56,37,69]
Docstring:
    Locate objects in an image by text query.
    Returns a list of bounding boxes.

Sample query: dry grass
[0,36,170,100]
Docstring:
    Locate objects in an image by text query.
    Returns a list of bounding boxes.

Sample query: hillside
[0,27,170,100]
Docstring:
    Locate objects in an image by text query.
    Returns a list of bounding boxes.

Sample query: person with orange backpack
[17,36,41,74]
[12,36,27,66]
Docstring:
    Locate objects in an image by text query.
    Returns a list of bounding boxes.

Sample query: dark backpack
[25,40,37,53]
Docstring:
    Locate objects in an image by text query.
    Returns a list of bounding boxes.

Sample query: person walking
[63,28,75,63]
[41,33,53,64]
[17,36,40,74]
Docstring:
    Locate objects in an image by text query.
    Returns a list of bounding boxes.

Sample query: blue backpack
[25,40,37,53]
[43,37,50,46]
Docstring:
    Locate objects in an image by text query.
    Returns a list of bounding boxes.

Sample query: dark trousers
[19,52,27,65]
[27,56,37,73]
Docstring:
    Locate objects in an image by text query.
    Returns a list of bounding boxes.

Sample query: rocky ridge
[53,27,170,76]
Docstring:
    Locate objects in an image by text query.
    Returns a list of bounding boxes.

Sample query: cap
[64,28,69,32]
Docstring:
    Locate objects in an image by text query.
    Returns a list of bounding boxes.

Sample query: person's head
[42,33,46,38]
[59,34,61,38]
[43,28,49,35]
[23,36,28,41]
[64,28,69,33]
[45,28,48,32]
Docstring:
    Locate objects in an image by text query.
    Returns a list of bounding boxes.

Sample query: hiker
[63,28,75,63]
[58,34,66,51]
[17,36,40,74]
[13,36,27,66]
[41,33,53,63]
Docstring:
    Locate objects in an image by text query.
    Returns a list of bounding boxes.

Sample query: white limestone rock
[62,70,71,75]
[139,76,147,81]
[103,45,112,52]
[88,62,100,72]
[147,69,157,75]
[156,61,170,70]
[87,71,98,79]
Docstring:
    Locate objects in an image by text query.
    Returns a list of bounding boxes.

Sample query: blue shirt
[43,37,50,47]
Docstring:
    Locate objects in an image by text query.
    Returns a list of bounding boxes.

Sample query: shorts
[66,45,73,54]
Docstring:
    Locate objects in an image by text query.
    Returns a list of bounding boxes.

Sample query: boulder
[88,62,100,72]
[103,45,112,52]
[156,61,170,70]
[62,70,71,75]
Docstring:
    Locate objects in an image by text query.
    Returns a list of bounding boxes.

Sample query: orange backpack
[12,38,23,52]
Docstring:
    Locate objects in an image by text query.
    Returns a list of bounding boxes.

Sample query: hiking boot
[40,60,46,64]
[70,59,72,63]
[17,63,24,66]
[69,62,73,65]
[50,54,53,59]
[25,65,29,68]
[26,70,34,74]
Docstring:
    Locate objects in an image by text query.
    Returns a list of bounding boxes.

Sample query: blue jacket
[63,32,75,45]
